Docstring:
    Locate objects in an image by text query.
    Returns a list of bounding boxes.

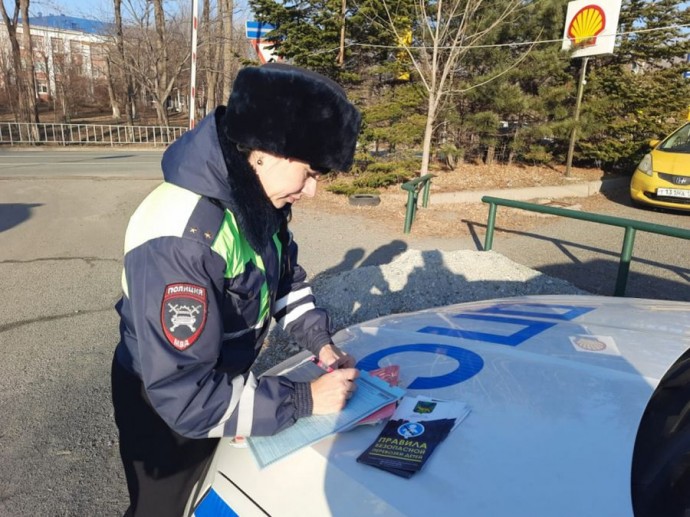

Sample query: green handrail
[481,195,690,297]
[402,174,435,233]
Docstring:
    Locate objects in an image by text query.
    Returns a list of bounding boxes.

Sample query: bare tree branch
[379,0,526,175]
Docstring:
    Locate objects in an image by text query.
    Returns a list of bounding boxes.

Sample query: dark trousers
[111,355,219,517]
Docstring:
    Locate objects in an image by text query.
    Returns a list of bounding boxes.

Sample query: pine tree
[577,0,690,169]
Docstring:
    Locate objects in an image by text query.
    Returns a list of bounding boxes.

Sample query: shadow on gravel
[317,239,408,278]
[256,247,591,374]
[0,203,42,233]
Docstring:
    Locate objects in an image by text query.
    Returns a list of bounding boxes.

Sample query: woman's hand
[310,367,359,414]
[318,343,356,369]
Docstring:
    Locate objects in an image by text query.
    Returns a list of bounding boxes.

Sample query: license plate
[657,188,690,199]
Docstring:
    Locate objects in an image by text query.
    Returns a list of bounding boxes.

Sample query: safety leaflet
[357,396,470,478]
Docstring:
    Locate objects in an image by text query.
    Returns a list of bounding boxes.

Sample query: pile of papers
[247,352,405,468]
[356,395,470,478]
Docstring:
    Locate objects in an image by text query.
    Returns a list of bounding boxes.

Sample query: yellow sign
[397,29,413,81]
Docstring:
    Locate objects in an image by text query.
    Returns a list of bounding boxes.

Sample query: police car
[185,295,690,517]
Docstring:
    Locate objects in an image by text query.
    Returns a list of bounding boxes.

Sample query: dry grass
[301,163,618,239]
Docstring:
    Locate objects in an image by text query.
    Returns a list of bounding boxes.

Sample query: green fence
[402,174,435,233]
[481,196,690,296]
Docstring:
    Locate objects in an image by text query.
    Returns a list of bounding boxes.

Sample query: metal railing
[481,195,690,296]
[402,173,435,233]
[0,122,188,146]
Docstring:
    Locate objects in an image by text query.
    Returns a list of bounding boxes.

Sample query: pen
[311,356,334,373]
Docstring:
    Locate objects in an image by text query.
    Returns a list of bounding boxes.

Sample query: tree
[113,0,190,126]
[0,45,16,114]
[19,0,38,124]
[201,0,220,113]
[151,0,172,125]
[219,0,235,102]
[454,0,573,166]
[576,0,690,170]
[378,0,529,175]
[249,0,351,77]
[112,0,136,124]
[361,81,426,153]
[49,38,91,122]
[0,0,40,134]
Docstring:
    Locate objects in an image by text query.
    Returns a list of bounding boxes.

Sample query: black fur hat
[222,63,361,172]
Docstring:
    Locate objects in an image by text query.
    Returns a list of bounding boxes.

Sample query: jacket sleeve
[272,229,333,354]
[124,235,312,439]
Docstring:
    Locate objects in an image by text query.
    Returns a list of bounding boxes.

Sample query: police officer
[111,63,362,516]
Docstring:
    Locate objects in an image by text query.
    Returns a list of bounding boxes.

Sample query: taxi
[630,122,690,210]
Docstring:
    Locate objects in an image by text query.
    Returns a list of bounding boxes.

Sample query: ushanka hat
[223,63,361,172]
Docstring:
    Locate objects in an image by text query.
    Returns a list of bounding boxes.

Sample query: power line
[308,23,690,55]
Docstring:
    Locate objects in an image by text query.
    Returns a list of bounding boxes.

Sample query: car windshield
[658,123,690,154]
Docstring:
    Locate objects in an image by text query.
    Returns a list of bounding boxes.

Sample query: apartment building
[1,13,109,101]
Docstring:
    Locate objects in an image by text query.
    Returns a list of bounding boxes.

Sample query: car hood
[194,295,690,517]
[652,149,690,176]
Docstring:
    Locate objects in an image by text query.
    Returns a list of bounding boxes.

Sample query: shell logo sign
[561,0,621,58]
[568,5,605,47]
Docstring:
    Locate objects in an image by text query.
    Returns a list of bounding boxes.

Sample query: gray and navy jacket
[114,112,331,439]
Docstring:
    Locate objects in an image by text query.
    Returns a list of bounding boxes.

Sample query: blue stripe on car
[194,488,239,517]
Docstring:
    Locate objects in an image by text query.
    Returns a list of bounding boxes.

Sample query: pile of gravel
[254,249,588,373]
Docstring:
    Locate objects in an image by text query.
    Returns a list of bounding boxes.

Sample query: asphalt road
[0,148,688,516]
[472,189,690,302]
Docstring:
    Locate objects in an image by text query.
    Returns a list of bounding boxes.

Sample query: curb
[375,176,628,206]
[425,176,629,204]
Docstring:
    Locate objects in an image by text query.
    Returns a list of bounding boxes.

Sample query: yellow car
[630,122,690,210]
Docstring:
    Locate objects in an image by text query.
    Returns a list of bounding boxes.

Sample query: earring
[257,157,263,166]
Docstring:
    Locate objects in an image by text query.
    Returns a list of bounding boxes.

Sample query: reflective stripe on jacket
[115,180,328,439]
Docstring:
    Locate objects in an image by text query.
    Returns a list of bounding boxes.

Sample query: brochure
[356,395,471,478]
[356,418,456,478]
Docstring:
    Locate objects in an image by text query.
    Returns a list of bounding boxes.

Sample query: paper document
[248,365,405,468]
[260,350,328,382]
[355,365,400,426]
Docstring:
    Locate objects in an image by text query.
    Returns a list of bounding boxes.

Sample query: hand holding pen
[318,343,356,369]
[310,343,359,414]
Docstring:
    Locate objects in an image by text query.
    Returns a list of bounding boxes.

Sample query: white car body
[187,295,690,517]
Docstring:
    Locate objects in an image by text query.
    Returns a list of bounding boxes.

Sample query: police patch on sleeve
[161,283,208,351]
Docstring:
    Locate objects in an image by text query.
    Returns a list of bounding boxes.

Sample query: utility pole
[189,0,199,129]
